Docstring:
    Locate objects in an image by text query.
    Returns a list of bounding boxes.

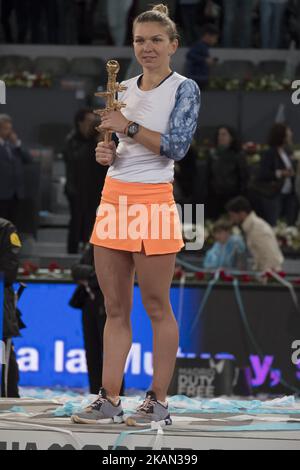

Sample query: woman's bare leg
[133,251,178,402]
[94,246,135,400]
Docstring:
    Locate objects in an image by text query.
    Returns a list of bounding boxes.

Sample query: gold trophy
[94,60,127,144]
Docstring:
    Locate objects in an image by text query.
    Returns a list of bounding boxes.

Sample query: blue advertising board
[14,283,203,389]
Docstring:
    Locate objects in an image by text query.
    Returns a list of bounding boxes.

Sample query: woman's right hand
[95,141,116,166]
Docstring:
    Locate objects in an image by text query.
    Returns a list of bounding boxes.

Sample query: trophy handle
[94,60,127,144]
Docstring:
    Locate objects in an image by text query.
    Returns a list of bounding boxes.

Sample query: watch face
[129,123,139,136]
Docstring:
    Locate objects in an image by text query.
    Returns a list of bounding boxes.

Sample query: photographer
[0,218,23,398]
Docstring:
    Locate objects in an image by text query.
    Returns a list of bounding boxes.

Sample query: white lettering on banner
[17,348,39,372]
[55,341,64,372]
[178,369,215,398]
[0,81,5,104]
[291,80,300,105]
[15,341,194,377]
[125,343,141,375]
[65,350,87,374]
[54,341,87,374]
[144,352,153,376]
[0,341,6,365]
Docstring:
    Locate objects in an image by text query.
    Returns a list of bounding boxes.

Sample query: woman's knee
[104,297,132,322]
[142,296,170,321]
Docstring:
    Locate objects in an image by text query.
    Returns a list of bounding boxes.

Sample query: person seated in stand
[203,218,247,270]
[226,196,284,273]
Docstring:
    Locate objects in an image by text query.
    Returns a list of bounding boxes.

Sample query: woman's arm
[99,79,201,161]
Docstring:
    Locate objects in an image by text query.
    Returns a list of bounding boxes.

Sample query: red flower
[48,262,60,272]
[243,142,257,154]
[240,274,252,283]
[220,270,234,282]
[195,271,205,281]
[173,267,184,280]
[22,262,38,276]
[277,271,286,278]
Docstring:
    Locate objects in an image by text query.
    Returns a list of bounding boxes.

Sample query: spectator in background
[207,126,249,219]
[178,0,202,46]
[75,0,99,45]
[57,0,78,44]
[203,218,247,270]
[226,196,284,272]
[0,114,32,227]
[259,123,298,227]
[28,0,60,44]
[202,0,222,28]
[0,0,29,43]
[70,243,125,396]
[287,0,300,47]
[63,109,108,254]
[107,0,133,46]
[185,23,219,90]
[260,0,288,48]
[222,0,255,48]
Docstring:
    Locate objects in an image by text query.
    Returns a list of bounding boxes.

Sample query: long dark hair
[215,126,241,152]
[267,123,288,148]
[74,108,93,132]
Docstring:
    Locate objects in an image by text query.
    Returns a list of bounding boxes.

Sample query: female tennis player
[72,3,201,427]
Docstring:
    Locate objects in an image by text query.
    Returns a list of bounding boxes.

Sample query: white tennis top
[107,72,198,184]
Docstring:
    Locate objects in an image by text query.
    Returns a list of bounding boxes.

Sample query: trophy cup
[94,60,127,144]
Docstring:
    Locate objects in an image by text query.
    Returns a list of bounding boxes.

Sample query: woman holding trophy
[72,4,200,427]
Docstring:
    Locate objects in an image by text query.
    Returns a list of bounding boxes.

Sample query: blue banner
[13,283,203,390]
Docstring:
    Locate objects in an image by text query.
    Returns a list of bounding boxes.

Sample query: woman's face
[217,128,232,148]
[133,22,178,71]
[214,230,230,244]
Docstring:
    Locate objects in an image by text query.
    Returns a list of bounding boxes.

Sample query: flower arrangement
[20,262,69,280]
[0,71,52,88]
[208,75,293,92]
[274,222,300,252]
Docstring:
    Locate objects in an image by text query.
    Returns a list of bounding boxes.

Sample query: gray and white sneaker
[125,390,172,427]
[71,387,124,425]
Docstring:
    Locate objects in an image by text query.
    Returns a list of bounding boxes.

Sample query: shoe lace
[137,396,157,413]
[90,395,107,410]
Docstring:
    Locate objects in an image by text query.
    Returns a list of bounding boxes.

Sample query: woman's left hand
[100,110,129,134]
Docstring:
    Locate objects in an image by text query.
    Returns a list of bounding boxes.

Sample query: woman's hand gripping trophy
[94,60,127,167]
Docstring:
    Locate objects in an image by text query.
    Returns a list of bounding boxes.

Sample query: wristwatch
[127,122,140,138]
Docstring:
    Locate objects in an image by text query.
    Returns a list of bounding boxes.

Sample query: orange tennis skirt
[90,176,185,255]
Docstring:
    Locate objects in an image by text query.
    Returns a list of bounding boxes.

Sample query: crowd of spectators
[176,122,300,228]
[0,0,299,48]
[1,111,299,248]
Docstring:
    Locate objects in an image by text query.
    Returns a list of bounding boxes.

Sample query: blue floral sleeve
[160,79,201,162]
